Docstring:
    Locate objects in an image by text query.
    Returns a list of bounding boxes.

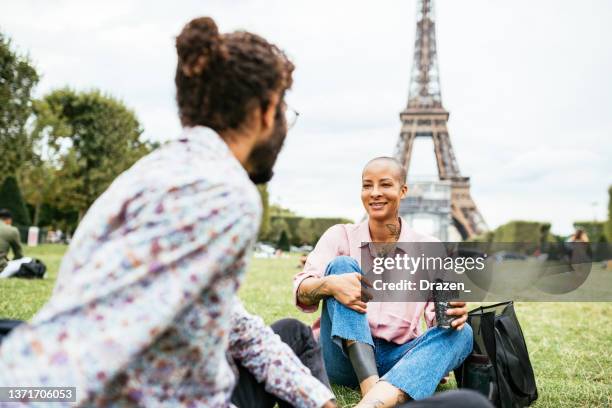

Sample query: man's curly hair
[175,17,294,132]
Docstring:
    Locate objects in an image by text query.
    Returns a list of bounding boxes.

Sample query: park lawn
[1,245,611,407]
[0,244,63,320]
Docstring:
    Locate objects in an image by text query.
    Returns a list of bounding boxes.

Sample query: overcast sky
[2,0,611,235]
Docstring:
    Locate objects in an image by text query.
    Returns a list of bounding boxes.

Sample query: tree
[268,217,291,242]
[33,88,153,220]
[296,218,316,245]
[607,186,612,242]
[0,176,31,226]
[270,204,296,217]
[0,32,40,178]
[277,230,290,252]
[492,221,551,243]
[257,184,270,240]
[17,160,59,226]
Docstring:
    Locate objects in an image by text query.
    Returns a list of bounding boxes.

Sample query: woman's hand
[447,301,468,330]
[327,273,372,314]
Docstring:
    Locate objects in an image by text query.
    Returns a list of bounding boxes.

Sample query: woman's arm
[296,276,334,306]
[293,224,345,312]
[294,224,370,313]
[297,273,369,314]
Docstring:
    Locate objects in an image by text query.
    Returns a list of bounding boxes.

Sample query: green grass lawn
[1,245,611,407]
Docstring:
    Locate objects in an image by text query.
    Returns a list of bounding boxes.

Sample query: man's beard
[247,108,287,184]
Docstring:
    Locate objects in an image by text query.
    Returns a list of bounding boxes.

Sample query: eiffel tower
[395,0,487,239]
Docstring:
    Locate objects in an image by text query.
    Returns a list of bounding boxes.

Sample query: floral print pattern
[0,127,332,407]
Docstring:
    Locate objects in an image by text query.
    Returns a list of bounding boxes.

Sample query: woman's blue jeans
[320,256,473,400]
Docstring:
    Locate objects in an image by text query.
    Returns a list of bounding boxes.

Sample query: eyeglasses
[285,104,300,129]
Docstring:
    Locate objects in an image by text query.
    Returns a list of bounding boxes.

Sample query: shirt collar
[358,217,412,256]
[178,126,232,157]
[358,217,412,246]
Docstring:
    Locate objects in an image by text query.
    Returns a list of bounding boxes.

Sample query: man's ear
[262,92,280,133]
[400,184,408,199]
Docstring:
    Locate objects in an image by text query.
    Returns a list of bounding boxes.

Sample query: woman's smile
[369,202,388,210]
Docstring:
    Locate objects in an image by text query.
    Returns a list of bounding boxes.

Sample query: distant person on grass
[568,228,589,243]
[0,17,335,408]
[294,157,491,408]
[0,209,23,275]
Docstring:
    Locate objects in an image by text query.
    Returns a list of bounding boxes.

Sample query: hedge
[573,221,607,243]
[268,216,353,246]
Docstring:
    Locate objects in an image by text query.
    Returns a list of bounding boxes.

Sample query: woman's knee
[457,323,473,348]
[325,256,360,276]
[453,323,473,362]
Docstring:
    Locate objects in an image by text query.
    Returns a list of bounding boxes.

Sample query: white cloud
[2,0,611,235]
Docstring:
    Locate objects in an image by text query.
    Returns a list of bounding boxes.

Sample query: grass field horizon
[1,245,610,407]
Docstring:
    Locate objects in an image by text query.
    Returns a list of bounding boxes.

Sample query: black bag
[0,319,23,343]
[455,301,538,408]
[14,258,46,279]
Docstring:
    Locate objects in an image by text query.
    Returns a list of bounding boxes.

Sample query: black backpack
[455,301,538,408]
[14,259,47,279]
[0,319,23,343]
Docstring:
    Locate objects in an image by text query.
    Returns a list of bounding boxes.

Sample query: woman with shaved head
[294,157,492,407]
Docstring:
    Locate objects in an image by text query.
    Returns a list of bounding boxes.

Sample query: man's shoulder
[79,141,261,236]
[112,136,258,204]
[0,224,19,238]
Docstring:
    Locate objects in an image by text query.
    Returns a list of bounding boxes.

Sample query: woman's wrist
[297,276,335,305]
[321,275,337,297]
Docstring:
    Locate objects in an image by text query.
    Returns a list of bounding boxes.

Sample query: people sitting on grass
[0,17,336,408]
[294,157,491,408]
[0,209,25,278]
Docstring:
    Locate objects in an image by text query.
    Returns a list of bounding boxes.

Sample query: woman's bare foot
[355,380,409,408]
[359,375,380,396]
